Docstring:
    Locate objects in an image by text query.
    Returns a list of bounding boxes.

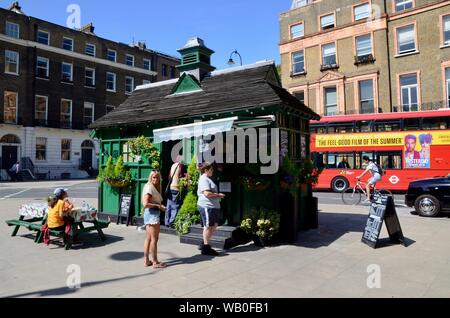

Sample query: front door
[81,148,93,169]
[2,146,18,170]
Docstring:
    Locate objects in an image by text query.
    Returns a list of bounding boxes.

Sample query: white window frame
[395,0,413,13]
[36,56,49,78]
[106,72,117,92]
[84,102,95,127]
[354,3,370,21]
[35,137,47,161]
[320,14,335,30]
[126,54,135,66]
[322,43,337,66]
[62,37,74,51]
[356,34,372,57]
[125,76,135,95]
[106,105,115,114]
[4,91,18,124]
[60,99,72,128]
[400,74,419,112]
[5,50,19,75]
[443,15,450,47]
[5,21,20,38]
[35,95,48,123]
[61,62,73,82]
[324,86,338,116]
[61,139,72,161]
[143,58,151,70]
[37,30,50,45]
[397,24,416,55]
[85,67,96,87]
[446,68,450,107]
[359,79,375,114]
[292,50,305,75]
[107,49,117,62]
[290,23,304,39]
[85,43,96,57]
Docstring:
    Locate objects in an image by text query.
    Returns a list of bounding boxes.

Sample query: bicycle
[342,179,392,205]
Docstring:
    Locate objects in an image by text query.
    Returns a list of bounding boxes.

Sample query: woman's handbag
[165,164,179,199]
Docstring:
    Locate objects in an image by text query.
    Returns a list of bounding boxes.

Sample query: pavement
[1,180,450,298]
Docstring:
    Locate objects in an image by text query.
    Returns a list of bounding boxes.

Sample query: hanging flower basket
[241,177,271,192]
[105,179,132,188]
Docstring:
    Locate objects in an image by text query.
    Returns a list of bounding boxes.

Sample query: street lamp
[227,50,242,67]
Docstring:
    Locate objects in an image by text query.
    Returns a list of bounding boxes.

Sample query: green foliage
[280,156,301,197]
[128,136,161,170]
[240,208,280,240]
[178,156,199,198]
[97,156,132,187]
[174,191,200,236]
[298,159,323,185]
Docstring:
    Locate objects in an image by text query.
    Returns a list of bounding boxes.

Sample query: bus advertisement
[310,110,450,192]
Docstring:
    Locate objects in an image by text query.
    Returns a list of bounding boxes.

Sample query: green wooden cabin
[90,38,320,241]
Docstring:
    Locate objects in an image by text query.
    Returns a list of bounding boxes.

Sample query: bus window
[356,121,372,132]
[422,117,448,130]
[335,123,354,133]
[327,126,335,133]
[335,153,355,169]
[312,152,326,169]
[377,152,402,170]
[403,118,420,131]
[375,121,401,132]
[356,152,374,169]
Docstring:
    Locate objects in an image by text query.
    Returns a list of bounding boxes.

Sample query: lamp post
[227,50,242,67]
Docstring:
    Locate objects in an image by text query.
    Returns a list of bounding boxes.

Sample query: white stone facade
[0,124,99,179]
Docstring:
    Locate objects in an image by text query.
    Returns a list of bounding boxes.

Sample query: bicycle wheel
[342,187,362,205]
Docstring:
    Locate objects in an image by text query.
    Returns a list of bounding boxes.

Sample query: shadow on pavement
[18,233,124,250]
[109,251,142,261]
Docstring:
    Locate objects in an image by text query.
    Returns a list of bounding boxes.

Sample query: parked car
[405,175,450,217]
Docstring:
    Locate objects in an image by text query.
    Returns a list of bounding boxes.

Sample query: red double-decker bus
[310,109,450,192]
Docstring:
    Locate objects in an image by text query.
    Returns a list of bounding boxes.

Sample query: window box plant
[128,136,160,170]
[240,208,280,247]
[97,156,132,188]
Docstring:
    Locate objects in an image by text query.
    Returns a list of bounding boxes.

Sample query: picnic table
[5,203,110,250]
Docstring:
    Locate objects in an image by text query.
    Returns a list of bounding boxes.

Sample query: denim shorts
[143,208,160,225]
[198,206,220,227]
[368,174,382,185]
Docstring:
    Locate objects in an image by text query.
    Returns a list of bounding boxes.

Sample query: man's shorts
[368,174,382,186]
[198,207,220,227]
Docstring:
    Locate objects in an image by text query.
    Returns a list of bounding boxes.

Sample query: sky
[2,0,293,70]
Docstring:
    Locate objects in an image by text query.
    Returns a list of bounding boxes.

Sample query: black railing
[320,63,339,71]
[392,101,449,112]
[33,120,89,130]
[354,54,376,65]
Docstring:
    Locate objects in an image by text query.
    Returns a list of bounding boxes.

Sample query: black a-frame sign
[362,193,406,249]
[117,194,132,226]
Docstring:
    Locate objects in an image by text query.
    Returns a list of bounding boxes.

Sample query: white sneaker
[362,199,371,204]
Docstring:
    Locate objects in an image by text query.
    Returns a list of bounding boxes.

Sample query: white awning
[153,117,238,144]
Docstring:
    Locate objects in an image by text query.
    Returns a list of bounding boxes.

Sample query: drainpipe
[384,0,394,113]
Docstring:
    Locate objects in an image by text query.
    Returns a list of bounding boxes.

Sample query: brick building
[0,2,179,180]
[280,0,450,116]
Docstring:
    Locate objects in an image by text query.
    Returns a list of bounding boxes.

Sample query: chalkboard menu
[117,194,132,226]
[362,193,406,249]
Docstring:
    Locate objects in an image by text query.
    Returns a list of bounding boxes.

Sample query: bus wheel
[414,195,441,217]
[331,177,349,193]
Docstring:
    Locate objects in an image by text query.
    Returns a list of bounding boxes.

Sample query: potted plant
[280,156,301,197]
[240,208,280,247]
[298,159,323,186]
[97,156,132,188]
[128,136,161,170]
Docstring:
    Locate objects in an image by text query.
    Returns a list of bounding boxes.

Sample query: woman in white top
[142,171,167,268]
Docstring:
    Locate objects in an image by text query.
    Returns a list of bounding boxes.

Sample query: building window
[292,51,305,75]
[170,66,176,78]
[35,95,48,125]
[322,43,337,66]
[106,72,116,92]
[324,87,337,116]
[294,91,305,104]
[61,63,73,82]
[36,137,47,161]
[61,139,71,161]
[5,50,19,75]
[446,68,450,107]
[37,30,50,45]
[394,0,413,13]
[162,64,167,77]
[36,57,49,78]
[125,76,135,95]
[63,37,73,51]
[397,24,416,55]
[60,99,72,128]
[356,34,372,57]
[292,0,310,9]
[5,21,20,38]
[290,23,304,39]
[320,14,335,31]
[354,3,370,21]
[85,68,95,87]
[143,79,151,85]
[359,80,374,114]
[126,54,134,66]
[85,43,96,56]
[400,73,419,112]
[84,102,94,127]
[143,59,151,70]
[443,15,450,46]
[4,91,18,124]
[107,49,116,62]
[106,105,115,114]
